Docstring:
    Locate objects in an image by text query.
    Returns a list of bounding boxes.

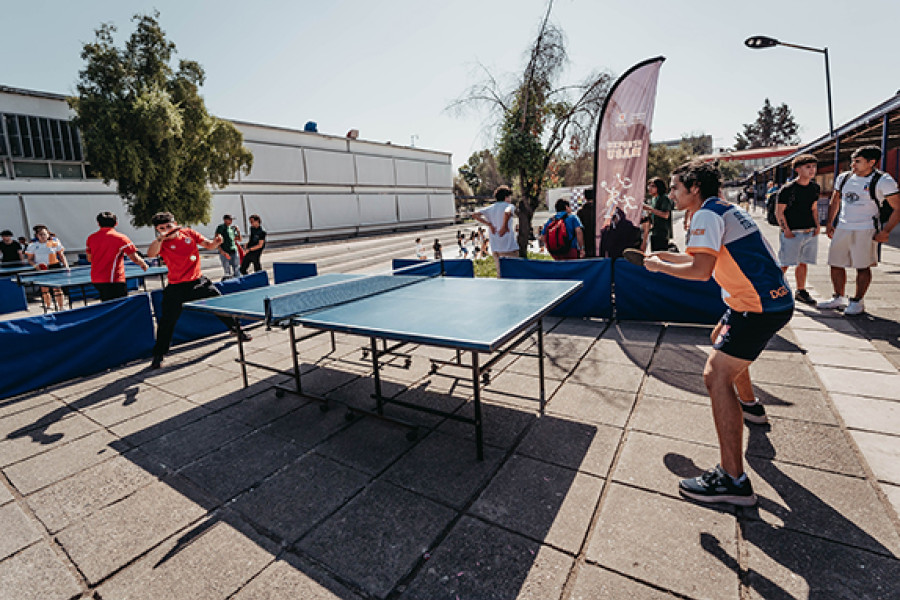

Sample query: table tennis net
[265,274,430,326]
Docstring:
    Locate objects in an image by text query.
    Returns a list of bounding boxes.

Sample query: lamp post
[745,35,834,138]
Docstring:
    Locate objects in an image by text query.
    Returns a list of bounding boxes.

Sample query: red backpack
[545,216,571,256]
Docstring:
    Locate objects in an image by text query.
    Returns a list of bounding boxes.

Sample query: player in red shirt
[86,211,149,301]
[147,211,251,369]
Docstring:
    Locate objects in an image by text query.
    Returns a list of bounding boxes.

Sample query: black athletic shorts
[712,307,793,361]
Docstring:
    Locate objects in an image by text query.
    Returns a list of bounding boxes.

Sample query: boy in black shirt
[0,230,24,264]
[775,154,821,305]
[239,214,267,275]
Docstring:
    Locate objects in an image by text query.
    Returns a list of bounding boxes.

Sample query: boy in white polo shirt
[818,146,900,315]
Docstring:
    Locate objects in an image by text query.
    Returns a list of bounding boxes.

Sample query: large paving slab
[0,411,102,468]
[470,454,604,553]
[515,413,622,477]
[402,515,573,600]
[585,483,740,600]
[743,521,900,599]
[813,365,900,400]
[568,563,682,600]
[296,480,456,599]
[545,383,635,429]
[849,429,900,486]
[95,514,277,600]
[55,480,208,585]
[0,542,83,600]
[0,501,42,561]
[831,393,900,435]
[231,551,364,599]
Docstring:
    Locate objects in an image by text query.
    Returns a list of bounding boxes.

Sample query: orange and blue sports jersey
[686,198,794,313]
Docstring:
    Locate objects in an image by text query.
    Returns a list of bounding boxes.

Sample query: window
[50,163,82,179]
[51,120,64,160]
[13,162,51,178]
[28,117,42,159]
[0,161,6,178]
[70,126,83,161]
[0,118,6,156]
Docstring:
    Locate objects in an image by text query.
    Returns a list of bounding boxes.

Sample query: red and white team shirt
[157,228,204,284]
[86,227,138,283]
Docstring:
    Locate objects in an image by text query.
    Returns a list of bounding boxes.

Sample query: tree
[458,149,508,197]
[734,99,800,150]
[647,140,693,183]
[450,0,612,255]
[69,12,253,227]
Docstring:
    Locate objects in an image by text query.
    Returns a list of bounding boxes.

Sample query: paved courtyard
[1,212,899,599]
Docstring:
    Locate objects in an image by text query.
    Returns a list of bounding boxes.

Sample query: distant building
[0,85,454,252]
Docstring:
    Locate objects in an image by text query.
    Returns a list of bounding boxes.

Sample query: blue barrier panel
[614,259,727,324]
[273,262,317,284]
[391,259,475,278]
[0,278,28,314]
[0,294,156,399]
[68,278,140,302]
[150,271,269,345]
[499,258,613,318]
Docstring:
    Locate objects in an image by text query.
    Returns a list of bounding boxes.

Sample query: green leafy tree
[450,0,612,255]
[734,99,800,150]
[458,149,507,197]
[69,12,253,227]
[647,141,693,184]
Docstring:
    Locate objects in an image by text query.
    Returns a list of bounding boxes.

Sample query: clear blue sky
[5,0,899,170]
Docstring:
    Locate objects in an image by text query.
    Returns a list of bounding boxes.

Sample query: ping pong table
[185,270,582,459]
[0,262,38,278]
[17,264,169,311]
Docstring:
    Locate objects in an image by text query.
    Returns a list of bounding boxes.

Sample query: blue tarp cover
[614,259,727,323]
[391,259,475,278]
[499,258,613,318]
[0,278,27,315]
[150,271,270,345]
[0,294,156,399]
[273,262,318,284]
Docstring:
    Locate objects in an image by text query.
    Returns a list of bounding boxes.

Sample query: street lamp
[744,35,834,137]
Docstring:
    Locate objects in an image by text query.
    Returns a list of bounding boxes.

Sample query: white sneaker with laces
[817,295,847,310]
[844,299,865,316]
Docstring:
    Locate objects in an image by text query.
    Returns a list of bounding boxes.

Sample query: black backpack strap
[869,169,883,202]
[837,171,850,194]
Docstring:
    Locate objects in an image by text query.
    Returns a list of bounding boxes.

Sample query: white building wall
[0,87,455,253]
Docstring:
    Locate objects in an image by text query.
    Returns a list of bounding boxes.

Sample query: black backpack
[766,191,780,226]
[837,169,893,229]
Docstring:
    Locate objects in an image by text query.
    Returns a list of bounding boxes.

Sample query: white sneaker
[844,299,865,316]
[817,295,847,310]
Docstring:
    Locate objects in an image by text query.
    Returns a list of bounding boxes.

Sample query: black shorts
[713,308,793,361]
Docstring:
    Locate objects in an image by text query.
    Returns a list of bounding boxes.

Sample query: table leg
[537,319,545,414]
[237,333,248,388]
[472,351,484,461]
[371,337,383,415]
[290,324,302,394]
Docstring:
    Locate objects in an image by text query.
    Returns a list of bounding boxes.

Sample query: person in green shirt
[644,177,675,252]
[214,214,242,280]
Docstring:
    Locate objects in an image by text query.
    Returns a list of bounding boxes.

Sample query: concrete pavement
[1,209,899,599]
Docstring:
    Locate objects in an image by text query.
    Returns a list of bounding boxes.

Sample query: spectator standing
[818,145,900,315]
[239,214,267,275]
[1,230,24,264]
[147,212,251,369]
[644,177,675,252]
[774,154,821,305]
[576,189,597,257]
[415,237,427,260]
[214,214,242,280]
[85,211,149,301]
[25,225,69,309]
[540,199,585,260]
[644,160,793,507]
[472,186,518,275]
[433,238,442,260]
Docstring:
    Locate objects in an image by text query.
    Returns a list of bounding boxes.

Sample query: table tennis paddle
[622,249,646,267]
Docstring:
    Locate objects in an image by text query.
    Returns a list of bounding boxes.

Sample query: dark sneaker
[740,399,768,424]
[235,330,252,343]
[679,465,757,506]
[794,289,815,305]
[149,356,164,370]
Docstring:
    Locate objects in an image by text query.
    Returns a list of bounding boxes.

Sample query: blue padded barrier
[499,258,613,318]
[614,259,727,324]
[391,259,475,278]
[273,262,317,284]
[0,278,28,314]
[0,294,156,399]
[150,271,269,345]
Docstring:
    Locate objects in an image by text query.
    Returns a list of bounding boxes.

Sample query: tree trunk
[516,199,536,258]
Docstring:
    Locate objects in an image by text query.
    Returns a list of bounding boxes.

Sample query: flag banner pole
[592,56,665,257]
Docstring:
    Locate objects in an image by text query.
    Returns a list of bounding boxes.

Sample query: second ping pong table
[17,264,169,311]
[185,272,582,459]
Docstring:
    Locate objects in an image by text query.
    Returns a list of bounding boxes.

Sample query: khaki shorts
[827,228,877,269]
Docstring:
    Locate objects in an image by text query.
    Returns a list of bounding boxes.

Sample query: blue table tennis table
[17,264,169,311]
[0,262,38,278]
[185,272,581,459]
